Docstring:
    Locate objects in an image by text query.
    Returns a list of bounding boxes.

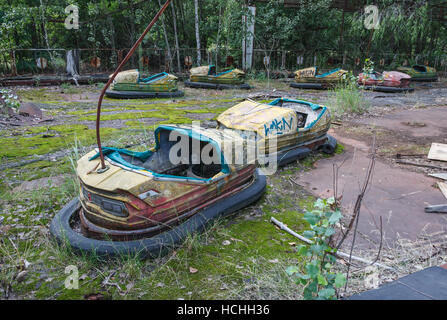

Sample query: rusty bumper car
[217,98,336,167]
[50,125,266,258]
[184,65,251,90]
[290,67,348,90]
[397,65,438,82]
[358,71,414,93]
[105,70,184,99]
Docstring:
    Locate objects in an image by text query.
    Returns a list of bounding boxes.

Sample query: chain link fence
[1,47,447,78]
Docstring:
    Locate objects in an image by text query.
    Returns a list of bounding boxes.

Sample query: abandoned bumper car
[217,98,337,167]
[50,125,266,258]
[358,71,414,93]
[290,67,348,89]
[184,65,251,90]
[397,65,438,82]
[105,69,184,99]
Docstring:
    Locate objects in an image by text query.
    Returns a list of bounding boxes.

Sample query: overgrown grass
[0,84,354,300]
[329,82,370,116]
[0,163,316,300]
[0,125,330,300]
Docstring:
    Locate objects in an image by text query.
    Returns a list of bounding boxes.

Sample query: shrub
[286,197,346,300]
[329,73,369,116]
[0,89,20,114]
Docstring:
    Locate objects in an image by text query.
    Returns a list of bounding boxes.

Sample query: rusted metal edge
[96,0,172,170]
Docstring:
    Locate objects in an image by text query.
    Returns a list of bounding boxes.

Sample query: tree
[194,0,201,65]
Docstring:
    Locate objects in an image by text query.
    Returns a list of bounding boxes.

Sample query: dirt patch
[352,106,447,139]
[12,175,68,192]
[297,105,447,247]
[184,112,216,120]
[298,134,447,247]
[333,105,447,174]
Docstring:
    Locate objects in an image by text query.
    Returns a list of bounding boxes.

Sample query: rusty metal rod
[396,160,447,171]
[96,0,172,170]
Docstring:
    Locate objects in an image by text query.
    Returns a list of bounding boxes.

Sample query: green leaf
[306,261,320,277]
[297,245,308,256]
[318,288,336,300]
[328,210,343,224]
[326,273,336,282]
[304,211,319,225]
[313,226,326,235]
[335,273,347,288]
[298,273,311,280]
[303,286,315,300]
[314,198,326,209]
[327,254,337,263]
[324,227,336,237]
[303,230,315,238]
[285,266,299,275]
[310,244,323,254]
[317,274,328,286]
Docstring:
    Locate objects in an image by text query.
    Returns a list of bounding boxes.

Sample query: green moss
[334,143,344,154]
[1,89,330,300]
[0,125,117,159]
[2,160,74,186]
[0,156,316,300]
[17,88,65,102]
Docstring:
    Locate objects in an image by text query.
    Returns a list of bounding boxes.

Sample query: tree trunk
[171,0,181,73]
[194,0,201,65]
[215,4,222,70]
[157,0,172,72]
[39,0,52,61]
[179,0,187,44]
[128,0,136,68]
[107,15,117,67]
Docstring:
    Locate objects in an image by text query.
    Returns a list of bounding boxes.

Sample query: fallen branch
[270,217,397,272]
[396,160,447,171]
[395,153,426,159]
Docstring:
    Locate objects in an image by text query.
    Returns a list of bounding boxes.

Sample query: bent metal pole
[95,0,172,171]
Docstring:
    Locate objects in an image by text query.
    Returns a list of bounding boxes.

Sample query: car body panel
[111,70,179,92]
[358,71,411,87]
[217,98,331,155]
[294,67,348,84]
[189,65,246,84]
[397,65,437,79]
[76,125,257,234]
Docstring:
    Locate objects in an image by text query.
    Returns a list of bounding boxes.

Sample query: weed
[285,197,346,300]
[329,81,369,116]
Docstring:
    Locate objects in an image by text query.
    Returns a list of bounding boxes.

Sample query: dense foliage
[286,197,346,300]
[0,0,446,71]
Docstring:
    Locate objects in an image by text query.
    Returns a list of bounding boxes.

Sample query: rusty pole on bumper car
[95,0,172,171]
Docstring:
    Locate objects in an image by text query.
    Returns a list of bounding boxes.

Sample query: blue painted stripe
[140,72,168,83]
[268,97,327,130]
[89,125,230,181]
[315,68,340,78]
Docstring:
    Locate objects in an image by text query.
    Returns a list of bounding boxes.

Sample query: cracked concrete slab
[297,131,447,247]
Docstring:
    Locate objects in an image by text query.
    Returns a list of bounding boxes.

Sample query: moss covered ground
[0,82,341,300]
